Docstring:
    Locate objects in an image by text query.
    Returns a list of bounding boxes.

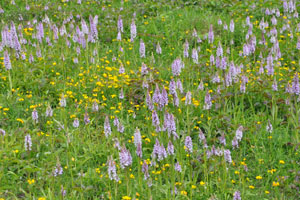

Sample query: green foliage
[0,0,300,199]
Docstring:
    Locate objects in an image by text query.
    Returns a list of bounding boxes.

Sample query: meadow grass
[0,0,299,199]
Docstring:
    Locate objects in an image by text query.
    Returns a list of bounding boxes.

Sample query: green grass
[0,0,300,199]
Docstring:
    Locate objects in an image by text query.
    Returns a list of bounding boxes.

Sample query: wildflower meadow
[0,0,300,199]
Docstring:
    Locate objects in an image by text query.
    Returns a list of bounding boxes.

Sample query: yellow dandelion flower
[279,160,285,164]
[180,191,187,195]
[272,181,279,187]
[27,179,35,184]
[16,118,24,123]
